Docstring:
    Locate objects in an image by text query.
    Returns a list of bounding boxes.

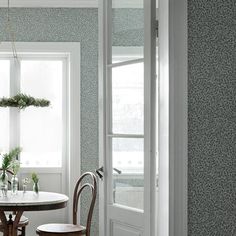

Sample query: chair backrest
[72,172,97,236]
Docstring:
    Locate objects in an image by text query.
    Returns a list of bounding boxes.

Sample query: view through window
[0,56,65,167]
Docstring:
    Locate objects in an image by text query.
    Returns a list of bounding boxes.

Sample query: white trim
[0,42,81,225]
[157,0,170,235]
[108,58,144,68]
[0,42,79,54]
[158,0,188,235]
[98,0,106,234]
[143,0,156,235]
[9,58,20,151]
[67,42,81,224]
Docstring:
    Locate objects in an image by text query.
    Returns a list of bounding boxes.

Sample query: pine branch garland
[0,93,50,109]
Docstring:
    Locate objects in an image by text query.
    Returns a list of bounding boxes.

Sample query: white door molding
[158,0,188,235]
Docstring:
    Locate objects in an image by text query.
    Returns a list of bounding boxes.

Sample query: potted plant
[0,147,21,196]
[11,159,21,194]
[22,177,30,193]
[31,172,39,194]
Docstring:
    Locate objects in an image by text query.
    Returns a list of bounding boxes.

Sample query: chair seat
[0,214,29,226]
[37,224,86,235]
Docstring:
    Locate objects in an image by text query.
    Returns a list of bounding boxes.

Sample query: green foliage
[11,159,21,175]
[31,172,39,183]
[0,93,50,109]
[1,147,22,170]
[22,177,30,185]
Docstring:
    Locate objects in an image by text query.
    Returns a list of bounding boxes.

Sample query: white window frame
[0,53,68,169]
[0,42,81,223]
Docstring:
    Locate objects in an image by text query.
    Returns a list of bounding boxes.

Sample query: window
[0,55,65,167]
[0,43,80,171]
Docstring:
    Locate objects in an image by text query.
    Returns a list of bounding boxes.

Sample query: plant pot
[0,171,8,197]
[11,175,18,194]
[33,182,39,194]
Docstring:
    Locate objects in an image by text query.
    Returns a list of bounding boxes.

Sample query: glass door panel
[112,137,144,210]
[109,0,145,213]
[112,63,144,134]
[102,0,156,235]
[0,60,10,153]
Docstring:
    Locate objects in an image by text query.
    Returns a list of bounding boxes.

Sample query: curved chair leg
[21,226,26,236]
[14,226,26,236]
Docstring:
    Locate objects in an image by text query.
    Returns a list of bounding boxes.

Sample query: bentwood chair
[0,168,29,236]
[36,172,97,236]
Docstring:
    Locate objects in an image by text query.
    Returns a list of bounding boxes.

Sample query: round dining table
[0,191,69,236]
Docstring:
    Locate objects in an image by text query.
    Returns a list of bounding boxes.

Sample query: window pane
[0,60,10,153]
[112,138,144,210]
[112,63,144,134]
[20,60,63,167]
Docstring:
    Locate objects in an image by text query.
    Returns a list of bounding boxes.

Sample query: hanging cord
[6,0,18,59]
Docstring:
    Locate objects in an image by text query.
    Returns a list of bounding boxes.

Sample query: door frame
[158,0,188,236]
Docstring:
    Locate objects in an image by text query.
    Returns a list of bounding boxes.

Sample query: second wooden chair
[36,172,97,236]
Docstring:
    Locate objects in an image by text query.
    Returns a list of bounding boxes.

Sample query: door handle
[95,167,122,180]
[113,168,122,174]
[95,166,104,179]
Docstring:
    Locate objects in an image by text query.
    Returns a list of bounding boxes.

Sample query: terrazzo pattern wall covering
[112,9,144,46]
[0,8,99,235]
[188,0,236,235]
[2,3,234,236]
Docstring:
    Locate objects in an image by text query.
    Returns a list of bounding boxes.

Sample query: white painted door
[99,0,157,235]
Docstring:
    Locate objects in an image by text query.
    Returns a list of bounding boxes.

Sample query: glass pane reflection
[112,138,144,210]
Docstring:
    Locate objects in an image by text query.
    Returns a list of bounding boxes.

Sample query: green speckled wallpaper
[188,0,236,235]
[0,2,234,235]
[0,8,99,235]
[112,9,144,46]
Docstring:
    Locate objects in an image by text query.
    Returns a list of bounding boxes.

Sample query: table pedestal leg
[0,211,23,236]
[0,211,8,236]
